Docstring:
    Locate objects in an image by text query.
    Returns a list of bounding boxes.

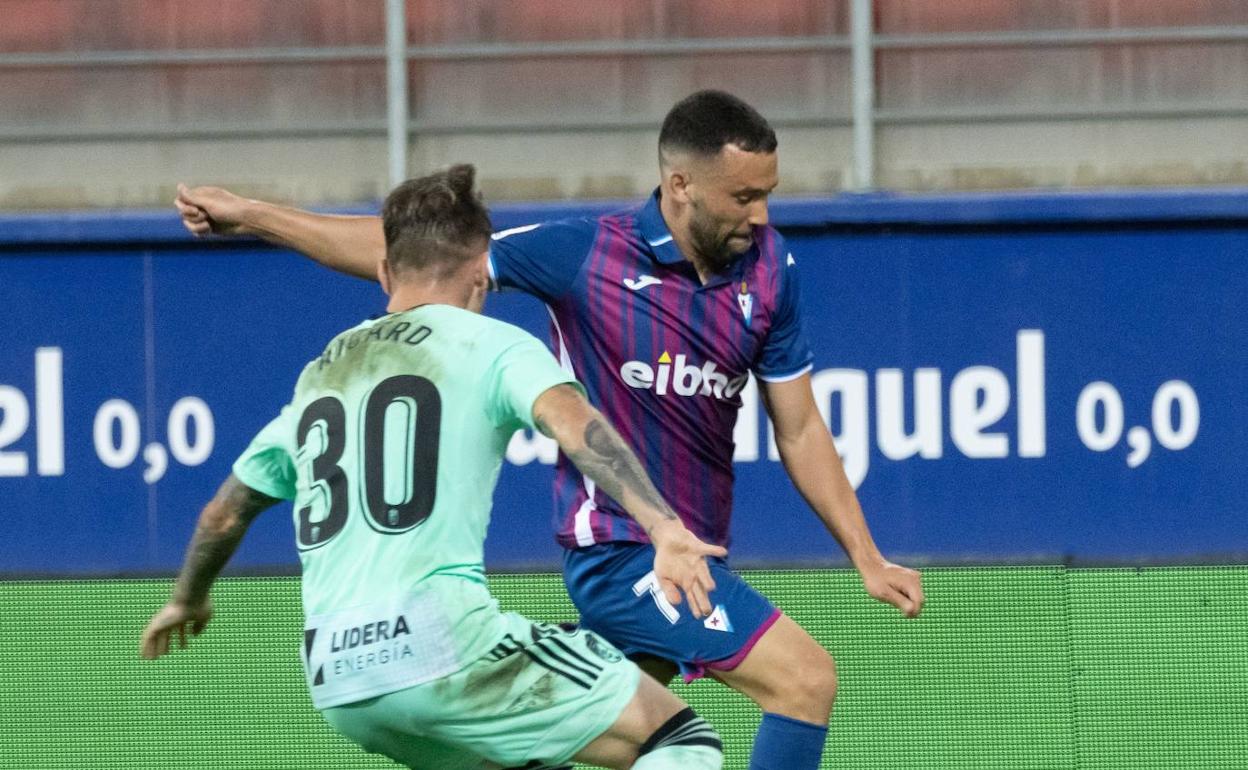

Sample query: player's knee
[633,707,722,769]
[782,650,838,718]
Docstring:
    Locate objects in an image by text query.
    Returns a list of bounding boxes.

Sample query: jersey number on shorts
[633,570,681,624]
[295,375,442,549]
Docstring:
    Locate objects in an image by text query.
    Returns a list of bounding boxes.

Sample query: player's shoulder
[327,314,378,341]
[299,315,376,368]
[491,215,601,247]
[754,224,793,265]
[285,314,378,387]
[455,308,544,351]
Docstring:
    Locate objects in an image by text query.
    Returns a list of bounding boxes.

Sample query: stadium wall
[1,189,1245,572]
[1,190,1245,767]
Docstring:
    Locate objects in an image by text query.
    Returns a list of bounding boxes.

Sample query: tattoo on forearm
[573,419,676,525]
[223,477,281,518]
[174,476,277,603]
[176,527,241,604]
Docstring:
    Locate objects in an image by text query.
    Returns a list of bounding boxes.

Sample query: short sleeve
[488,219,598,303]
[483,329,585,432]
[754,241,815,381]
[232,406,298,500]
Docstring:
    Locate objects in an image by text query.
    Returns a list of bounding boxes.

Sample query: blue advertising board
[1,189,1245,573]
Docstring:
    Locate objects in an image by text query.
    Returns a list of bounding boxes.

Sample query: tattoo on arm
[568,418,677,530]
[535,387,678,532]
[173,475,279,605]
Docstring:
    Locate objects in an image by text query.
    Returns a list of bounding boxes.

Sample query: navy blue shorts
[563,542,780,682]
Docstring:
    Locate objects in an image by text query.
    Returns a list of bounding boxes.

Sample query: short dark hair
[381,164,492,275]
[658,90,777,159]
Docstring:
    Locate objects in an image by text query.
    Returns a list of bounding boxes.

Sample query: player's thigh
[322,700,485,770]
[443,618,644,768]
[324,617,643,768]
[572,667,689,769]
[566,544,777,682]
[709,612,837,722]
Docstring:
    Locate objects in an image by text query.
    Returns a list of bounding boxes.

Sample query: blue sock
[749,712,828,770]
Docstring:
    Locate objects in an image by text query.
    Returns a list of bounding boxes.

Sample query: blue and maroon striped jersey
[489,189,813,549]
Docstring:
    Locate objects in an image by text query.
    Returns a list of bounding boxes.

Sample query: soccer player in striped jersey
[176,90,925,770]
[144,165,724,770]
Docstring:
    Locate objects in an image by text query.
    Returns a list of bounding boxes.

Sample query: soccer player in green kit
[141,165,726,770]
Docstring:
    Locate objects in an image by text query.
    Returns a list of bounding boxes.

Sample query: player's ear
[660,147,686,202]
[377,257,392,296]
[665,164,693,205]
[465,250,490,314]
[473,249,490,289]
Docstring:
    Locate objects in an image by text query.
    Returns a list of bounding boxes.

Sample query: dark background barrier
[2,189,1246,573]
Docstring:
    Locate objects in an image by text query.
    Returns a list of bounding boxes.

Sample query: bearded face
[673,145,777,275]
[686,196,754,273]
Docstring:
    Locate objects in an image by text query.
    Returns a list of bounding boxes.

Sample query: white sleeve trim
[545,305,576,376]
[491,223,541,240]
[755,363,813,383]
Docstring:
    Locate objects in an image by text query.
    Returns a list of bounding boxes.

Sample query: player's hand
[859,559,925,618]
[649,519,728,620]
[175,183,251,237]
[140,599,214,659]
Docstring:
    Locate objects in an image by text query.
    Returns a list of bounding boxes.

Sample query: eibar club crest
[703,604,733,633]
[737,281,753,327]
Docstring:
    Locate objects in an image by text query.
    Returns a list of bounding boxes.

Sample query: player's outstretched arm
[140,474,280,659]
[532,384,728,619]
[762,374,926,618]
[175,183,385,281]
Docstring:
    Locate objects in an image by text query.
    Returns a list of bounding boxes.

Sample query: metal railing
[2,1,1246,190]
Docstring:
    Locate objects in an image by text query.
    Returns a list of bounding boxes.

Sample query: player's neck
[385,282,474,314]
[672,237,723,286]
[659,195,717,285]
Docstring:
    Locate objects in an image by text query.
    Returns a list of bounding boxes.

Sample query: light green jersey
[233,304,579,707]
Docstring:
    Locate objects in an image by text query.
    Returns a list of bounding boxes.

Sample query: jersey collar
[637,188,688,266]
[638,187,760,289]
